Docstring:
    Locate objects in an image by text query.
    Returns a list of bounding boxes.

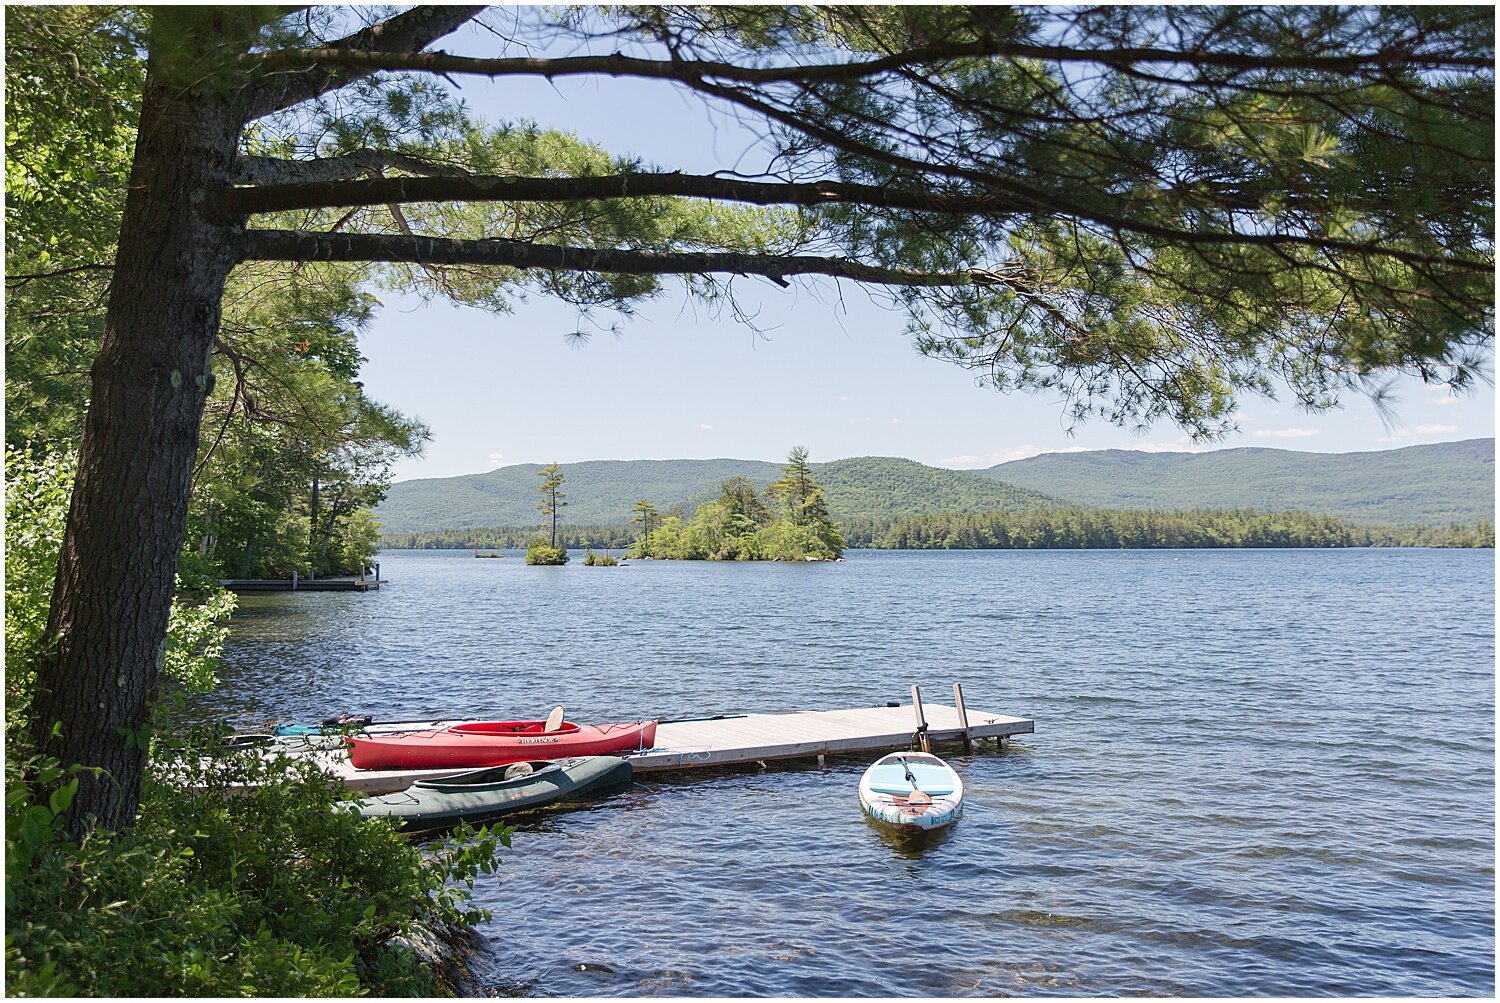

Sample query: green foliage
[5,742,503,996]
[192,262,429,579]
[370,119,810,314]
[524,541,569,565]
[630,450,844,561]
[814,456,1056,517]
[582,549,620,566]
[630,498,661,552]
[4,447,501,994]
[756,520,845,561]
[535,463,567,547]
[767,446,839,540]
[4,9,426,579]
[4,450,72,723]
[386,524,638,550]
[4,7,143,446]
[4,9,426,581]
[329,509,383,575]
[636,515,689,559]
[5,449,234,725]
[592,6,1492,436]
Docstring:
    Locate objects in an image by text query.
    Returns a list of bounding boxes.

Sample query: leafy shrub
[330,508,383,576]
[6,740,504,996]
[582,549,619,566]
[5,446,505,996]
[5,449,234,730]
[4,449,72,725]
[524,541,568,565]
[756,520,842,561]
[627,457,844,561]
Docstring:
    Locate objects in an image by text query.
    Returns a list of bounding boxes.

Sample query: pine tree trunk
[29,46,242,833]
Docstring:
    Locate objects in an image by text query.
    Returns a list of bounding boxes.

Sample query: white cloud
[485,452,506,469]
[891,417,903,425]
[699,423,713,430]
[1378,423,1460,443]
[1249,427,1321,440]
[835,394,866,402]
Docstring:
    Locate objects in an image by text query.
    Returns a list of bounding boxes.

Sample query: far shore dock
[220,564,384,593]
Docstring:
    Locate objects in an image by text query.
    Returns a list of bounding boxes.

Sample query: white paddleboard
[858,751,964,830]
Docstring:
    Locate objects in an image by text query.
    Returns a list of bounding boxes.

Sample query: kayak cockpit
[413,760,567,791]
[450,720,581,737]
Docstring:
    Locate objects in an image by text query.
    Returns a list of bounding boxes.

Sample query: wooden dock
[221,563,384,593]
[299,702,1034,794]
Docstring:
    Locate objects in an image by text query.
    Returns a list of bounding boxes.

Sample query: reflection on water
[205,548,1496,996]
[865,813,957,859]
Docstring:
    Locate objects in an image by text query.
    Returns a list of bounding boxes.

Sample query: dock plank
[306,703,1033,794]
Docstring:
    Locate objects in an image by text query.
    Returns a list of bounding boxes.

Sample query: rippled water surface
[206,549,1495,996]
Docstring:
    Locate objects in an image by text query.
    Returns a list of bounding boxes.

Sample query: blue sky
[357,24,1496,482]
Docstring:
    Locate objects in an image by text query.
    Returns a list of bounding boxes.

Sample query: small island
[629,447,844,562]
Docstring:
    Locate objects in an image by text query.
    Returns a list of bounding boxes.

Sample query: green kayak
[345,755,632,833]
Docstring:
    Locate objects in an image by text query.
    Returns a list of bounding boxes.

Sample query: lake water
[204,548,1495,996]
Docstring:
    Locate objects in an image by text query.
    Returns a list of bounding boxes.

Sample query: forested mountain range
[980,438,1494,527]
[375,456,1062,532]
[376,439,1493,534]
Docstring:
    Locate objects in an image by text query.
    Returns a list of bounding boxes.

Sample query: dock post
[291,570,298,592]
[375,561,381,590]
[953,682,973,754]
[911,685,930,753]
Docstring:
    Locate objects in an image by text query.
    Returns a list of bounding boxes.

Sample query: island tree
[14,6,1493,832]
[631,499,661,551]
[765,448,845,559]
[535,462,567,549]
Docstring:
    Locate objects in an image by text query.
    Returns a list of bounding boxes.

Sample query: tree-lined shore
[385,509,1495,552]
[840,509,1495,550]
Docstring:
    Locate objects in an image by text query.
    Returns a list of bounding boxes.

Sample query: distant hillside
[978,438,1495,526]
[815,456,1057,518]
[377,439,1494,533]
[376,455,1061,533]
[376,458,782,532]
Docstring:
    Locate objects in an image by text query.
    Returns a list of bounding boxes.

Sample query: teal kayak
[344,755,632,833]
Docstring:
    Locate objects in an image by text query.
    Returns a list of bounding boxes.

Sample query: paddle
[899,756,933,808]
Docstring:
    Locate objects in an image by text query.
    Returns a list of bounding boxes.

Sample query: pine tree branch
[238,229,1018,289]
[241,5,487,121]
[223,171,1494,274]
[243,38,1034,88]
[244,40,1492,87]
[223,170,1018,215]
[235,151,472,184]
[684,77,1496,275]
[5,262,116,286]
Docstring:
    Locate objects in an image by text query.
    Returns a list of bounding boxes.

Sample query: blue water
[205,548,1496,996]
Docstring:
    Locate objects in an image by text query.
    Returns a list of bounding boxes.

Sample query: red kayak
[347,719,658,771]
